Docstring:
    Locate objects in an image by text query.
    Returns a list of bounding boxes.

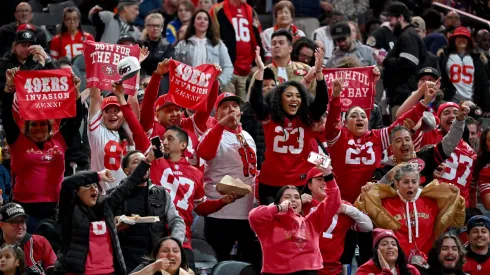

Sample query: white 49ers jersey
[447,53,474,101]
[88,110,134,192]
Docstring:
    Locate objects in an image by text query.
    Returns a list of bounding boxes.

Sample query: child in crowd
[0,244,26,275]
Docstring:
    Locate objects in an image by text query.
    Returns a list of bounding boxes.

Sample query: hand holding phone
[307,151,331,169]
[150,136,164,159]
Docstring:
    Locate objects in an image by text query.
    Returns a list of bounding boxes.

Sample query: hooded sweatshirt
[382,189,439,255]
[249,177,341,274]
[357,259,420,275]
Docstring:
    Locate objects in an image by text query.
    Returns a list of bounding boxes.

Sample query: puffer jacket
[55,161,150,275]
[139,37,174,75]
[173,38,233,87]
[355,180,465,238]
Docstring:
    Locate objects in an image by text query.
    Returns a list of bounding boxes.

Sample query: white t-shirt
[88,109,135,192]
[200,128,257,220]
[446,53,475,101]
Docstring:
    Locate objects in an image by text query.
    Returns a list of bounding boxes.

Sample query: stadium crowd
[1,0,490,274]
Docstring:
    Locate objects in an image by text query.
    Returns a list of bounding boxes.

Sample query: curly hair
[393,162,420,182]
[426,233,466,274]
[264,81,314,126]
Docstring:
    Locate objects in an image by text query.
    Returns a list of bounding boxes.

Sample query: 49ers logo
[102,65,116,76]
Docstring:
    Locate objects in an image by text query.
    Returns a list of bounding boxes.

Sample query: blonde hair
[145,13,164,25]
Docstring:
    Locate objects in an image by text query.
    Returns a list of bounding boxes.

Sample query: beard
[393,22,403,37]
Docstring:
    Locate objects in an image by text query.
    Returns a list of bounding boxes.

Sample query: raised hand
[213,63,222,75]
[423,85,437,105]
[89,5,103,15]
[377,249,390,269]
[98,169,115,182]
[373,66,381,82]
[332,78,344,97]
[111,81,125,99]
[139,46,149,63]
[456,101,470,121]
[314,47,324,73]
[151,258,170,273]
[218,112,241,128]
[255,46,264,71]
[301,193,313,204]
[155,58,171,75]
[5,67,19,88]
[221,192,239,204]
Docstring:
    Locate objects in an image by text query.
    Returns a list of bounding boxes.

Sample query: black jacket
[240,102,265,169]
[139,37,174,75]
[0,22,49,57]
[438,48,490,112]
[111,183,186,271]
[55,161,151,275]
[368,104,383,130]
[384,25,427,106]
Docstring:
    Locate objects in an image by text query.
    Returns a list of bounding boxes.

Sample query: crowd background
[1,0,490,275]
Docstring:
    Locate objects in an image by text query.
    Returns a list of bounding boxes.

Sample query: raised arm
[113,82,151,153]
[341,203,373,232]
[309,48,328,121]
[193,74,220,134]
[89,87,102,119]
[325,78,344,143]
[307,170,341,232]
[1,68,21,144]
[396,78,440,118]
[140,60,169,132]
[249,46,269,120]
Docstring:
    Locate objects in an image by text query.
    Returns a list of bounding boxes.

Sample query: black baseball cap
[0,203,28,222]
[418,67,440,80]
[467,215,490,231]
[117,34,137,45]
[331,22,351,40]
[386,2,411,18]
[15,30,36,44]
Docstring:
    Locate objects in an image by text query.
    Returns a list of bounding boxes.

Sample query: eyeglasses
[16,9,31,14]
[7,219,27,227]
[146,24,162,29]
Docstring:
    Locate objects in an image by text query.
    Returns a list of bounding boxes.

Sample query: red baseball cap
[372,228,399,248]
[17,23,36,32]
[101,96,120,111]
[436,102,459,118]
[306,167,324,182]
[154,94,177,112]
[214,92,242,110]
[451,27,471,40]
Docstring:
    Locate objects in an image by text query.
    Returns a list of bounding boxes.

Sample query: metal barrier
[432,2,490,28]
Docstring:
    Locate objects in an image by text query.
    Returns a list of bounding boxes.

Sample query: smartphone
[307,152,331,169]
[150,136,164,159]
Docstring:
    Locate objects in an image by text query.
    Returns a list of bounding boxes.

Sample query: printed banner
[14,68,76,120]
[323,66,375,112]
[83,41,140,95]
[167,60,219,112]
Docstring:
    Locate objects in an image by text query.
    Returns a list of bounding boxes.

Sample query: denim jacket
[173,38,234,87]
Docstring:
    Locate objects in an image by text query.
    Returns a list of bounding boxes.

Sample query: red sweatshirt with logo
[248,178,341,274]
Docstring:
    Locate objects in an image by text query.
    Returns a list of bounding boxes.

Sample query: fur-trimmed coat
[437,48,490,111]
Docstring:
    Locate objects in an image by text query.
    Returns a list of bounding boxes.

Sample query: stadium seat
[29,0,45,12]
[72,54,86,72]
[211,260,259,275]
[32,12,59,28]
[48,1,75,20]
[82,24,97,38]
[258,14,274,30]
[192,238,218,270]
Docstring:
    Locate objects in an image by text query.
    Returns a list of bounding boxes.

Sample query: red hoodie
[357,259,420,275]
[248,178,341,274]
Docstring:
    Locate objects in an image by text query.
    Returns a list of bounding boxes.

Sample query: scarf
[274,23,301,40]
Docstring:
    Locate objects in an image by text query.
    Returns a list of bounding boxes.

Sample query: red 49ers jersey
[304,200,355,275]
[150,157,205,249]
[327,128,389,203]
[415,129,476,206]
[464,254,490,275]
[49,31,94,60]
[259,117,317,187]
[478,165,490,198]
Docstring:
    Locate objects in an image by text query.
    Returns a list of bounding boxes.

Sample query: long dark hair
[426,233,466,274]
[59,7,86,55]
[0,244,26,275]
[274,185,301,205]
[265,81,314,126]
[291,37,317,67]
[149,237,189,271]
[474,128,490,182]
[447,34,476,54]
[184,9,220,46]
[372,240,412,275]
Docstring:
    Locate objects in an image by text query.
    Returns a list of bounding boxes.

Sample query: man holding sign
[2,67,83,232]
[140,59,221,166]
